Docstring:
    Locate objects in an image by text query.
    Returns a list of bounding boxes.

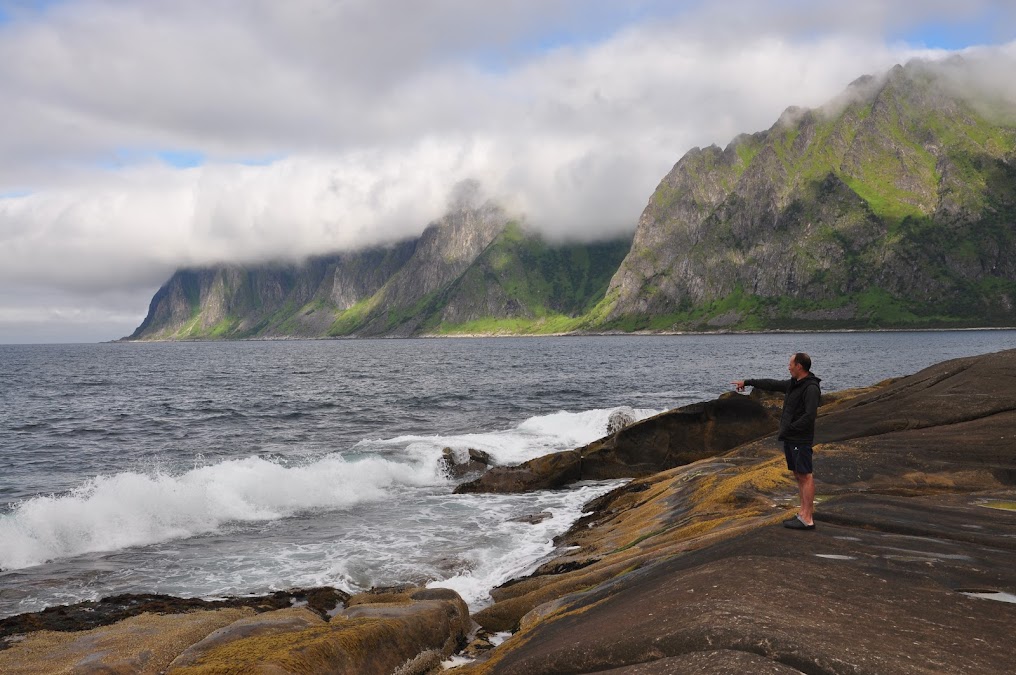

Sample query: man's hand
[731,380,745,392]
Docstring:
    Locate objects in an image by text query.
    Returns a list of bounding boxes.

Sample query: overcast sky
[1,0,1015,343]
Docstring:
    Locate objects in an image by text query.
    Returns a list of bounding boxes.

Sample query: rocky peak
[359,202,510,327]
[602,57,1016,329]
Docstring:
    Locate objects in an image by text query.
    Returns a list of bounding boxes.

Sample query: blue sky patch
[93,148,289,170]
[0,188,32,199]
[96,148,206,169]
[232,153,284,167]
[893,9,1014,50]
[156,149,206,169]
[474,2,690,72]
[0,0,68,24]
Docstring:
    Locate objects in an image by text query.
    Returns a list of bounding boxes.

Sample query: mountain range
[127,58,1016,340]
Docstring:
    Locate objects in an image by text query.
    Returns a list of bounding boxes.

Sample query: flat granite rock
[479,517,1016,674]
[164,586,471,674]
[166,607,327,670]
[589,650,807,674]
[0,588,349,643]
[0,586,471,675]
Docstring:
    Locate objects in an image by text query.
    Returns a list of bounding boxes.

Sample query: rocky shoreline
[3,350,1016,673]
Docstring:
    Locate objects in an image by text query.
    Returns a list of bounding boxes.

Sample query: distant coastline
[114,324,1016,343]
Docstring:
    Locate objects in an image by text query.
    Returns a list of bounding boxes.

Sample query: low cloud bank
[1,1,1013,341]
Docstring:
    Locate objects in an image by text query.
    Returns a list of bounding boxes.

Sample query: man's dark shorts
[783,442,813,474]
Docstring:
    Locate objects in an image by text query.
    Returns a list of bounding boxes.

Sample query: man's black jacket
[745,373,822,444]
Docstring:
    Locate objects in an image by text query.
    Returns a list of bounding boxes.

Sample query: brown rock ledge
[0,586,470,674]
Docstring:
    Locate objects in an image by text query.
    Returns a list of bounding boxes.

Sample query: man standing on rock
[732,353,821,530]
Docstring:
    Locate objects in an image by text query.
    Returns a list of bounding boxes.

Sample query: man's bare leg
[795,472,815,525]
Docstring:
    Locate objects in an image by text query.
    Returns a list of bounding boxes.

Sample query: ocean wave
[0,454,443,571]
[0,405,657,572]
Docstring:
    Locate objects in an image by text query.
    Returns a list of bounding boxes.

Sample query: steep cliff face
[128,257,352,340]
[605,60,1016,330]
[345,203,511,336]
[428,224,631,332]
[126,205,629,340]
[329,242,417,311]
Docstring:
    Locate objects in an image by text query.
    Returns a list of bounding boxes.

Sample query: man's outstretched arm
[732,378,791,393]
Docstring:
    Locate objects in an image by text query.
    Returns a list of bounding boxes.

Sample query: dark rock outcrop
[606,407,637,434]
[441,447,495,478]
[456,395,779,493]
[509,512,553,525]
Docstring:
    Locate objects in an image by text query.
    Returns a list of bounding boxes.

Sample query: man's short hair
[793,352,812,372]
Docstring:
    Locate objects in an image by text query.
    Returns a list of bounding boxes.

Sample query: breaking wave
[0,406,656,571]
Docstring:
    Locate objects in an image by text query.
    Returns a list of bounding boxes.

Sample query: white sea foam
[0,453,442,570]
[0,406,647,575]
[367,405,661,466]
[182,481,625,612]
[427,481,621,609]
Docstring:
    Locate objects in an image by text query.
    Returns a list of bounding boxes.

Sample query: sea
[1,331,1014,619]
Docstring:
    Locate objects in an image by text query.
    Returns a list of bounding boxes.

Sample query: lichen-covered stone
[165,587,470,674]
[0,609,254,675]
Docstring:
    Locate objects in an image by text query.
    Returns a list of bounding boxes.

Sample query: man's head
[788,352,811,380]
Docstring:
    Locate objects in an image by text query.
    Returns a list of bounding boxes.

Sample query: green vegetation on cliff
[425,224,630,334]
[602,58,1016,332]
[129,216,631,340]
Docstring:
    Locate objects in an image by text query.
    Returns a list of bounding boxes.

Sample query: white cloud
[0,0,1013,341]
[0,283,151,343]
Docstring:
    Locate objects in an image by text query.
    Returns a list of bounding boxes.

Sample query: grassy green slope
[600,62,1016,332]
[423,223,632,335]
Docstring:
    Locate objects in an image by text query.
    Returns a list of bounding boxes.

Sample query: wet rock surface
[441,446,495,478]
[606,407,637,435]
[0,588,348,645]
[509,511,553,525]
